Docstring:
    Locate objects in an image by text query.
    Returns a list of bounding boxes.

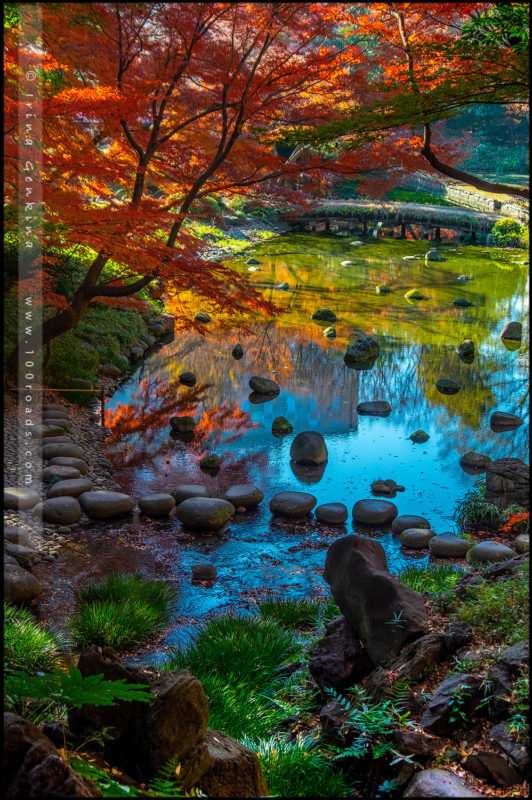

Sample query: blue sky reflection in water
[102,235,529,658]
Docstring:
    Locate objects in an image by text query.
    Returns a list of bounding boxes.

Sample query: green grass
[396,563,465,595]
[257,597,340,629]
[242,735,352,798]
[456,559,529,646]
[384,187,455,206]
[4,603,64,673]
[69,573,176,649]
[454,483,504,532]
[166,614,303,739]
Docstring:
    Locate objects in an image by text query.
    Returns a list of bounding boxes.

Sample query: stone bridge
[283,199,506,241]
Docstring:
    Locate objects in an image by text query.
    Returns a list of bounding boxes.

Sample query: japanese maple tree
[4,2,364,377]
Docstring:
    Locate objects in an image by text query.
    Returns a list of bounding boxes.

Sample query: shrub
[454,481,504,532]
[396,563,465,595]
[492,218,525,247]
[69,573,176,649]
[242,735,352,798]
[4,603,63,673]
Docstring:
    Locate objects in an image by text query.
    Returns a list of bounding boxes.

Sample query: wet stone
[269,491,317,517]
[79,491,135,519]
[315,503,348,525]
[231,343,244,359]
[409,430,429,443]
[352,498,398,525]
[357,400,391,416]
[435,378,461,395]
[272,417,293,436]
[41,465,81,483]
[179,372,196,387]
[138,494,176,517]
[4,487,41,510]
[290,431,328,465]
[460,452,491,470]
[311,308,337,322]
[194,311,211,323]
[429,533,472,558]
[4,564,41,604]
[199,454,221,473]
[175,498,235,532]
[466,541,518,564]
[171,485,210,505]
[457,339,475,359]
[500,321,522,341]
[41,443,84,460]
[47,457,89,475]
[248,376,280,395]
[490,411,523,431]
[400,528,436,549]
[33,497,81,525]
[170,416,196,432]
[453,297,473,307]
[47,478,93,499]
[191,564,217,581]
[392,515,431,534]
[222,485,263,508]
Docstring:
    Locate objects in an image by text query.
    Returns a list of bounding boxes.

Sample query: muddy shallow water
[36,234,529,664]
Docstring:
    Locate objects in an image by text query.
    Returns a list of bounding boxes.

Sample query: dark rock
[4,487,41,510]
[4,563,41,604]
[47,456,89,475]
[457,339,475,359]
[323,326,336,338]
[453,298,473,307]
[500,321,522,341]
[405,288,424,300]
[486,663,517,719]
[179,372,197,387]
[4,712,100,797]
[272,416,293,436]
[41,443,84,460]
[47,478,93,499]
[309,616,372,692]
[400,528,436,548]
[3,527,34,547]
[357,400,392,416]
[171,485,210,505]
[490,412,523,431]
[41,722,68,749]
[352,498,398,525]
[79,491,134,520]
[138,494,176,517]
[183,729,268,798]
[222,485,263,508]
[426,249,447,262]
[148,322,166,337]
[392,729,445,758]
[170,416,196,432]
[315,503,348,525]
[514,533,529,552]
[463,750,521,787]
[444,621,473,653]
[289,431,328,465]
[323,535,427,665]
[319,699,348,745]
[403,768,484,797]
[429,533,472,558]
[194,312,211,323]
[460,452,491,470]
[269,491,316,517]
[101,363,121,377]
[499,640,528,674]
[366,633,446,702]
[435,379,461,395]
[489,722,529,772]
[4,543,36,568]
[466,541,517,564]
[343,336,379,368]
[392,515,431,534]
[419,673,483,736]
[232,344,244,359]
[289,460,326,484]
[175,497,235,531]
[191,564,217,581]
[248,376,280,395]
[409,430,429,443]
[33,497,81,525]
[311,308,337,322]
[484,458,529,508]
[376,284,391,294]
[130,346,144,359]
[199,454,221,473]
[246,258,261,266]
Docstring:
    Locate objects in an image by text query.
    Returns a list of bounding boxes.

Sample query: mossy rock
[405,288,424,300]
[409,430,430,444]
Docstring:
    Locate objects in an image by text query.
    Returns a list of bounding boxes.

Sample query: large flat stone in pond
[269,491,317,517]
[356,401,391,416]
[400,528,436,549]
[41,443,84,460]
[352,498,398,525]
[315,503,348,525]
[403,768,484,797]
[429,533,472,558]
[47,457,89,475]
[79,491,134,519]
[4,487,41,510]
[47,478,93,498]
[222,485,263,508]
[466,541,517,564]
[41,465,81,482]
[33,496,81,524]
[248,376,280,395]
[171,485,211,505]
[490,411,523,431]
[392,514,431,534]
[138,494,175,517]
[175,497,235,531]
[289,431,328,465]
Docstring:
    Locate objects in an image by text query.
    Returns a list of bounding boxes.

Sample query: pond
[41,234,531,664]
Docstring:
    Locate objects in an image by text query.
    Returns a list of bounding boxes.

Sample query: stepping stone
[138,493,176,517]
[490,411,523,431]
[400,528,436,549]
[192,564,217,581]
[232,343,244,359]
[435,379,461,395]
[170,416,196,432]
[248,376,280,395]
[466,541,518,564]
[47,478,93,498]
[357,401,391,416]
[429,533,472,558]
[352,498,398,525]
[315,503,348,525]
[223,485,263,508]
[47,457,89,475]
[4,487,41,510]
[4,563,41,604]
[500,321,522,341]
[175,497,235,531]
[43,404,68,413]
[41,410,69,420]
[392,515,431,534]
[41,418,71,429]
[311,308,337,322]
[272,417,293,436]
[343,336,379,367]
[290,431,328,465]
[41,443,84,460]
[33,424,66,438]
[40,436,73,445]
[179,372,196,386]
[41,465,81,482]
[78,491,135,519]
[269,491,317,517]
[170,485,210,505]
[199,454,221,473]
[33,497,81,525]
[409,430,429,443]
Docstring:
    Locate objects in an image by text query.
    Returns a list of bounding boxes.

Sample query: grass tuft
[69,573,176,649]
[396,563,465,594]
[257,597,340,629]
[4,603,64,673]
[242,734,352,797]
